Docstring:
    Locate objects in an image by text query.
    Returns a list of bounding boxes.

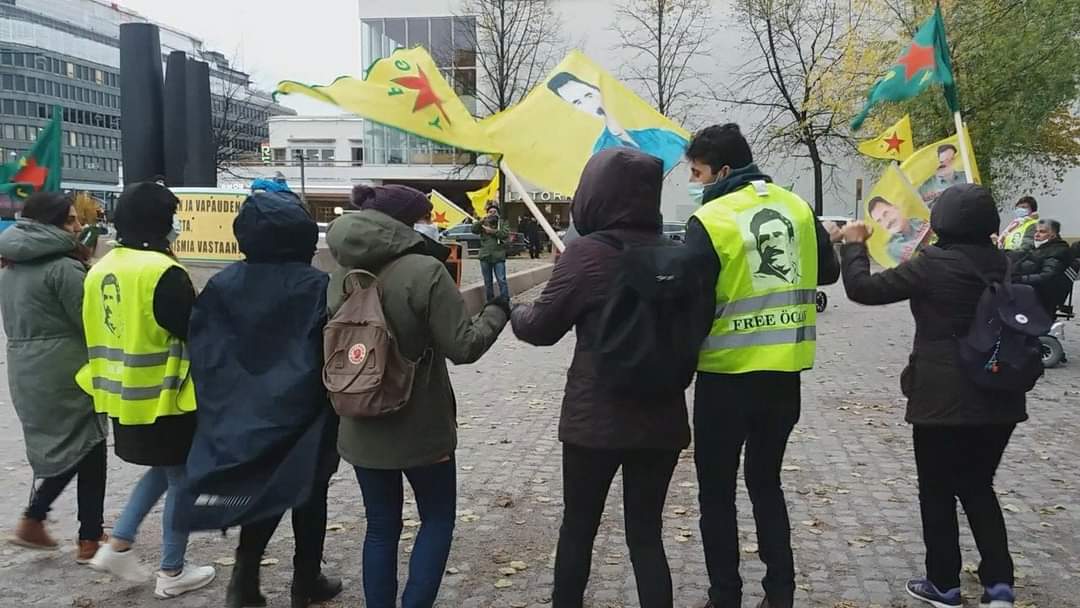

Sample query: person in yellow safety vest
[75,182,217,599]
[995,196,1039,251]
[682,124,840,608]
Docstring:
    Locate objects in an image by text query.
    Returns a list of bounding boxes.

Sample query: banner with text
[172,189,246,263]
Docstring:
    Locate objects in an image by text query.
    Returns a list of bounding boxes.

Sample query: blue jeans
[111,465,189,572]
[354,460,456,608]
[480,260,509,301]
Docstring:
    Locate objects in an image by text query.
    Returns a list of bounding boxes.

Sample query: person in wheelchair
[1010,219,1073,317]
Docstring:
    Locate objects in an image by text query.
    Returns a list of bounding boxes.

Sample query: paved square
[0,280,1077,607]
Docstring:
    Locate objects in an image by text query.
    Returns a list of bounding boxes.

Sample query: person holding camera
[472,203,511,301]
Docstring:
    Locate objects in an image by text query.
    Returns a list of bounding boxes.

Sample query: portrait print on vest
[745,206,802,289]
[101,274,123,337]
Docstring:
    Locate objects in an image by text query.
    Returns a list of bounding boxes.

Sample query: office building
[0,0,294,191]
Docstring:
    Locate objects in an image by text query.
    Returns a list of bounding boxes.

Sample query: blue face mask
[1013,207,1030,219]
[688,175,722,204]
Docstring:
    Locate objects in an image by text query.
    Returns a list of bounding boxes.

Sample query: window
[27,78,36,93]
[385,19,407,53]
[1,53,10,66]
[15,100,25,116]
[95,69,103,85]
[14,75,24,91]
[407,18,430,48]
[272,147,286,162]
[13,53,24,68]
[2,124,12,139]
[351,147,364,166]
[2,100,12,114]
[14,125,24,141]
[453,17,477,68]
[65,62,74,79]
[68,131,77,146]
[431,17,453,67]
[1,74,10,89]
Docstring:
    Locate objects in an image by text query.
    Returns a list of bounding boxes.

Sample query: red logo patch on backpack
[348,343,367,365]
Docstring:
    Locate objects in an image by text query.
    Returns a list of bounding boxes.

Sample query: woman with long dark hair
[0,192,108,563]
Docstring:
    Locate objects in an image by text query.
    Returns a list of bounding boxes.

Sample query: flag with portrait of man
[480,51,691,196]
[864,164,933,268]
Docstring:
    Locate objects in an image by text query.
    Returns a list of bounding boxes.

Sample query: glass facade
[360,16,477,166]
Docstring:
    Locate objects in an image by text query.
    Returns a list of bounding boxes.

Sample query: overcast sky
[119,0,360,115]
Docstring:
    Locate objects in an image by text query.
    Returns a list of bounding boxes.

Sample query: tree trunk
[807,141,824,216]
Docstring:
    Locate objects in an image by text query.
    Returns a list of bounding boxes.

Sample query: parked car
[663,222,686,242]
[440,223,526,257]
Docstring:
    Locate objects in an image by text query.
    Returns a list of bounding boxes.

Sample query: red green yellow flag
[0,105,62,213]
[274,48,496,154]
[851,6,958,130]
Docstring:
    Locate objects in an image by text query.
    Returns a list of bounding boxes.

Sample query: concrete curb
[459,263,553,315]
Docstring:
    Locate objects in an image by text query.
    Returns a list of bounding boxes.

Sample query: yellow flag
[480,51,691,196]
[900,127,981,209]
[857,115,915,162]
[466,172,500,217]
[864,164,932,269]
[275,48,496,154]
[428,189,472,229]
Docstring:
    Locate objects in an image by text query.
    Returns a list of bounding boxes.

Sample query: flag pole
[952,111,975,184]
[500,160,566,253]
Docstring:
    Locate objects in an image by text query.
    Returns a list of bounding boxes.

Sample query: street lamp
[294,150,308,209]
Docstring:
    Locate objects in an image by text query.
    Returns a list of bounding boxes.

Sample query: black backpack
[588,232,708,399]
[956,253,1050,392]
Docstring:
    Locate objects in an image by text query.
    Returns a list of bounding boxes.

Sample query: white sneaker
[88,544,150,582]
[154,565,216,599]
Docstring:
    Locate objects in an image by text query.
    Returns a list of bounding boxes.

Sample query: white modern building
[237,0,1080,233]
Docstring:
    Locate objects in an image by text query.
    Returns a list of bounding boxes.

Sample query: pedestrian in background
[79,182,216,599]
[839,184,1025,608]
[520,214,542,259]
[996,196,1039,251]
[472,203,511,300]
[184,191,342,608]
[0,192,108,562]
[328,185,508,608]
[683,124,840,608]
[512,149,691,608]
[1010,219,1073,317]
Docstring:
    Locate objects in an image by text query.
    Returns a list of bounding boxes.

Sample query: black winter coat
[1010,237,1073,315]
[841,242,1027,426]
[511,149,690,450]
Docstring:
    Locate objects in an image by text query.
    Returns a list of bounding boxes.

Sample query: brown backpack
[323,269,417,417]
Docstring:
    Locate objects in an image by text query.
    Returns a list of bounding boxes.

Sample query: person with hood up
[78,182,216,599]
[184,191,342,608]
[1009,219,1073,317]
[329,184,508,608]
[511,149,691,608]
[0,192,109,562]
[838,184,1025,608]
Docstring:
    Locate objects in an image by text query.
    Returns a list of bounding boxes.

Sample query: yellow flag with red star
[275,48,496,154]
[428,189,473,229]
[857,115,915,162]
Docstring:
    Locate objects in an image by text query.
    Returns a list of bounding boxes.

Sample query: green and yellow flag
[857,115,915,162]
[275,48,496,154]
[466,172,500,217]
[851,6,958,130]
[901,128,979,207]
[0,105,62,214]
[481,51,690,196]
[429,189,472,229]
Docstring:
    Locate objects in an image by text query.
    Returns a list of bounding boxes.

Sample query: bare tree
[212,72,275,172]
[611,0,711,125]
[457,0,566,117]
[716,0,888,214]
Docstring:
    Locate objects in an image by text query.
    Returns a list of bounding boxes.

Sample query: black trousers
[25,440,107,541]
[913,424,1016,591]
[553,444,680,608]
[694,372,801,607]
[237,433,339,591]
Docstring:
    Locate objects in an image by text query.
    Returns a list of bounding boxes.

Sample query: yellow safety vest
[1003,216,1038,250]
[76,248,195,424]
[693,181,819,374]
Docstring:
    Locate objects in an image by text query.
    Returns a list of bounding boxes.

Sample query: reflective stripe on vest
[1003,217,1038,250]
[79,248,195,425]
[693,181,819,374]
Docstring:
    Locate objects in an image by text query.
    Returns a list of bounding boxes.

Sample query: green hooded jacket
[327,210,508,469]
[0,220,107,477]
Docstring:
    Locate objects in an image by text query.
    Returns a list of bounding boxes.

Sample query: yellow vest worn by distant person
[693,181,819,374]
[1002,216,1038,250]
[77,247,195,424]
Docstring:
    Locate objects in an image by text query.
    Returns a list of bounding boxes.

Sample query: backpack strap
[343,269,378,296]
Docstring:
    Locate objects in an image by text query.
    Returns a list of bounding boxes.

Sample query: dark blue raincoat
[183,191,338,531]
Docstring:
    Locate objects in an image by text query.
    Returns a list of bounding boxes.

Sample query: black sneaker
[906,577,962,608]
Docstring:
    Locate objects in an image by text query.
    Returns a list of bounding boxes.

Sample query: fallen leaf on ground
[260,558,279,566]
[494,578,513,589]
[214,557,236,566]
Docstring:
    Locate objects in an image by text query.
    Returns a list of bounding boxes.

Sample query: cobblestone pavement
[0,280,1077,608]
